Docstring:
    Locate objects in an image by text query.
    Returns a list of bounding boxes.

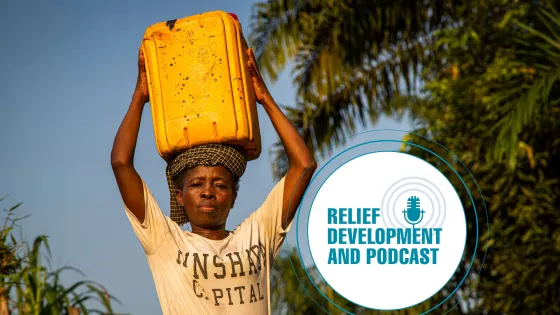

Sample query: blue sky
[0,1,410,314]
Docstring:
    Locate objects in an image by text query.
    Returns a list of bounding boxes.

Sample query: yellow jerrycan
[141,11,261,161]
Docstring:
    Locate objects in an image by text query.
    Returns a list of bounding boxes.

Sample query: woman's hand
[134,46,149,104]
[247,48,272,105]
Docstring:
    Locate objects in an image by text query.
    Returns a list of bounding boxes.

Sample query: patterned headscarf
[166,144,247,226]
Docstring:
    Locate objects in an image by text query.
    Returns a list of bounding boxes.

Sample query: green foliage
[251,0,466,179]
[271,248,467,314]
[250,0,559,179]
[1,197,24,278]
[253,0,560,314]
[271,248,358,314]
[1,198,124,315]
[405,2,560,313]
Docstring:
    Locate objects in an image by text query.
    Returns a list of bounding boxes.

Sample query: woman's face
[176,165,237,229]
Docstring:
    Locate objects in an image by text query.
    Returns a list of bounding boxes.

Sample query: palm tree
[253,1,560,314]
[249,0,557,179]
[249,0,465,178]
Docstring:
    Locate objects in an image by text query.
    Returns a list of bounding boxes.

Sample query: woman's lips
[198,205,217,212]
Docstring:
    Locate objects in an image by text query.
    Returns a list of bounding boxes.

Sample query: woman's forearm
[261,97,315,169]
[111,93,147,166]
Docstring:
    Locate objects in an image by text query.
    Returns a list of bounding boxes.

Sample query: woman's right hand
[134,46,150,104]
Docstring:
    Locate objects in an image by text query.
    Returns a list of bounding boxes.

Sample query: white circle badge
[307,151,467,310]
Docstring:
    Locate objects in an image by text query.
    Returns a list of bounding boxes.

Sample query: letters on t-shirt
[175,242,268,307]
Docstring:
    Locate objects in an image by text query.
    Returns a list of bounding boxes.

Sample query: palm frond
[268,39,431,180]
[485,6,560,166]
[249,0,312,82]
[250,1,463,178]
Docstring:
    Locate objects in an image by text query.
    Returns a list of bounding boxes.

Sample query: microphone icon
[403,196,425,227]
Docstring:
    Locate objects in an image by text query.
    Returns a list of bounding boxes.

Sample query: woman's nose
[200,184,215,199]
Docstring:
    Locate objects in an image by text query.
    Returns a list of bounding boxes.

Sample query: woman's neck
[190,224,229,240]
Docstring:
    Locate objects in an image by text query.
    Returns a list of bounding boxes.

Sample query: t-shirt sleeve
[123,178,170,255]
[254,176,292,258]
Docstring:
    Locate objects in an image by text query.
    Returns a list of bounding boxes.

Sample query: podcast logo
[308,152,466,310]
[404,196,424,226]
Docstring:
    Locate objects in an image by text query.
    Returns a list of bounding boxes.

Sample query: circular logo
[307,151,467,310]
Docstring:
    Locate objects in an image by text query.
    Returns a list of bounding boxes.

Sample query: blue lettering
[363,208,371,224]
[413,228,421,244]
[366,248,376,264]
[388,248,398,264]
[375,228,385,244]
[358,228,366,244]
[328,248,360,264]
[371,208,380,224]
[348,208,356,224]
[328,228,337,244]
[328,248,337,264]
[397,228,411,244]
[420,248,430,264]
[410,248,419,264]
[434,228,443,244]
[431,248,439,264]
[386,228,396,244]
[328,208,337,224]
[339,228,347,245]
[399,248,409,264]
[378,248,387,264]
[348,228,357,244]
[340,208,347,224]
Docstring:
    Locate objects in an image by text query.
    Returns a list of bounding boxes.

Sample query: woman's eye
[216,184,227,189]
[190,183,202,187]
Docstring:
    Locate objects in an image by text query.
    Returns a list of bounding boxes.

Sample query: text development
[326,208,442,265]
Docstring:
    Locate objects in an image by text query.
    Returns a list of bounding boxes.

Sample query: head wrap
[166,144,247,226]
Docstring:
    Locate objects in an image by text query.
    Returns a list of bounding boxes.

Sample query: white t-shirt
[124,176,290,315]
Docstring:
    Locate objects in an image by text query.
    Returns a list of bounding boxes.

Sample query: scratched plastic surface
[142,11,261,160]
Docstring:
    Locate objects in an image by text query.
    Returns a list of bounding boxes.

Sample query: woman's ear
[176,191,184,206]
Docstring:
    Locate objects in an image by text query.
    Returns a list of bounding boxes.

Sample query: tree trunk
[68,307,80,315]
[0,288,9,315]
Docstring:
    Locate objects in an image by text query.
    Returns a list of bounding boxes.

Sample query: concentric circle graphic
[381,177,447,230]
[307,152,466,310]
[282,129,489,315]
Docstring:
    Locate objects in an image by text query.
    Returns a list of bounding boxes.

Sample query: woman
[110,46,316,314]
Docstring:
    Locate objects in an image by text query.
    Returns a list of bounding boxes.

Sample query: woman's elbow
[306,159,318,171]
[293,159,317,173]
[110,150,132,168]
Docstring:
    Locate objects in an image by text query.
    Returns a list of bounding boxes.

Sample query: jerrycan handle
[228,13,241,30]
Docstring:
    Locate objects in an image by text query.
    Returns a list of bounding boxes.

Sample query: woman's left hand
[247,48,272,105]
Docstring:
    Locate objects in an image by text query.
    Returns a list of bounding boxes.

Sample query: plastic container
[141,11,261,161]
